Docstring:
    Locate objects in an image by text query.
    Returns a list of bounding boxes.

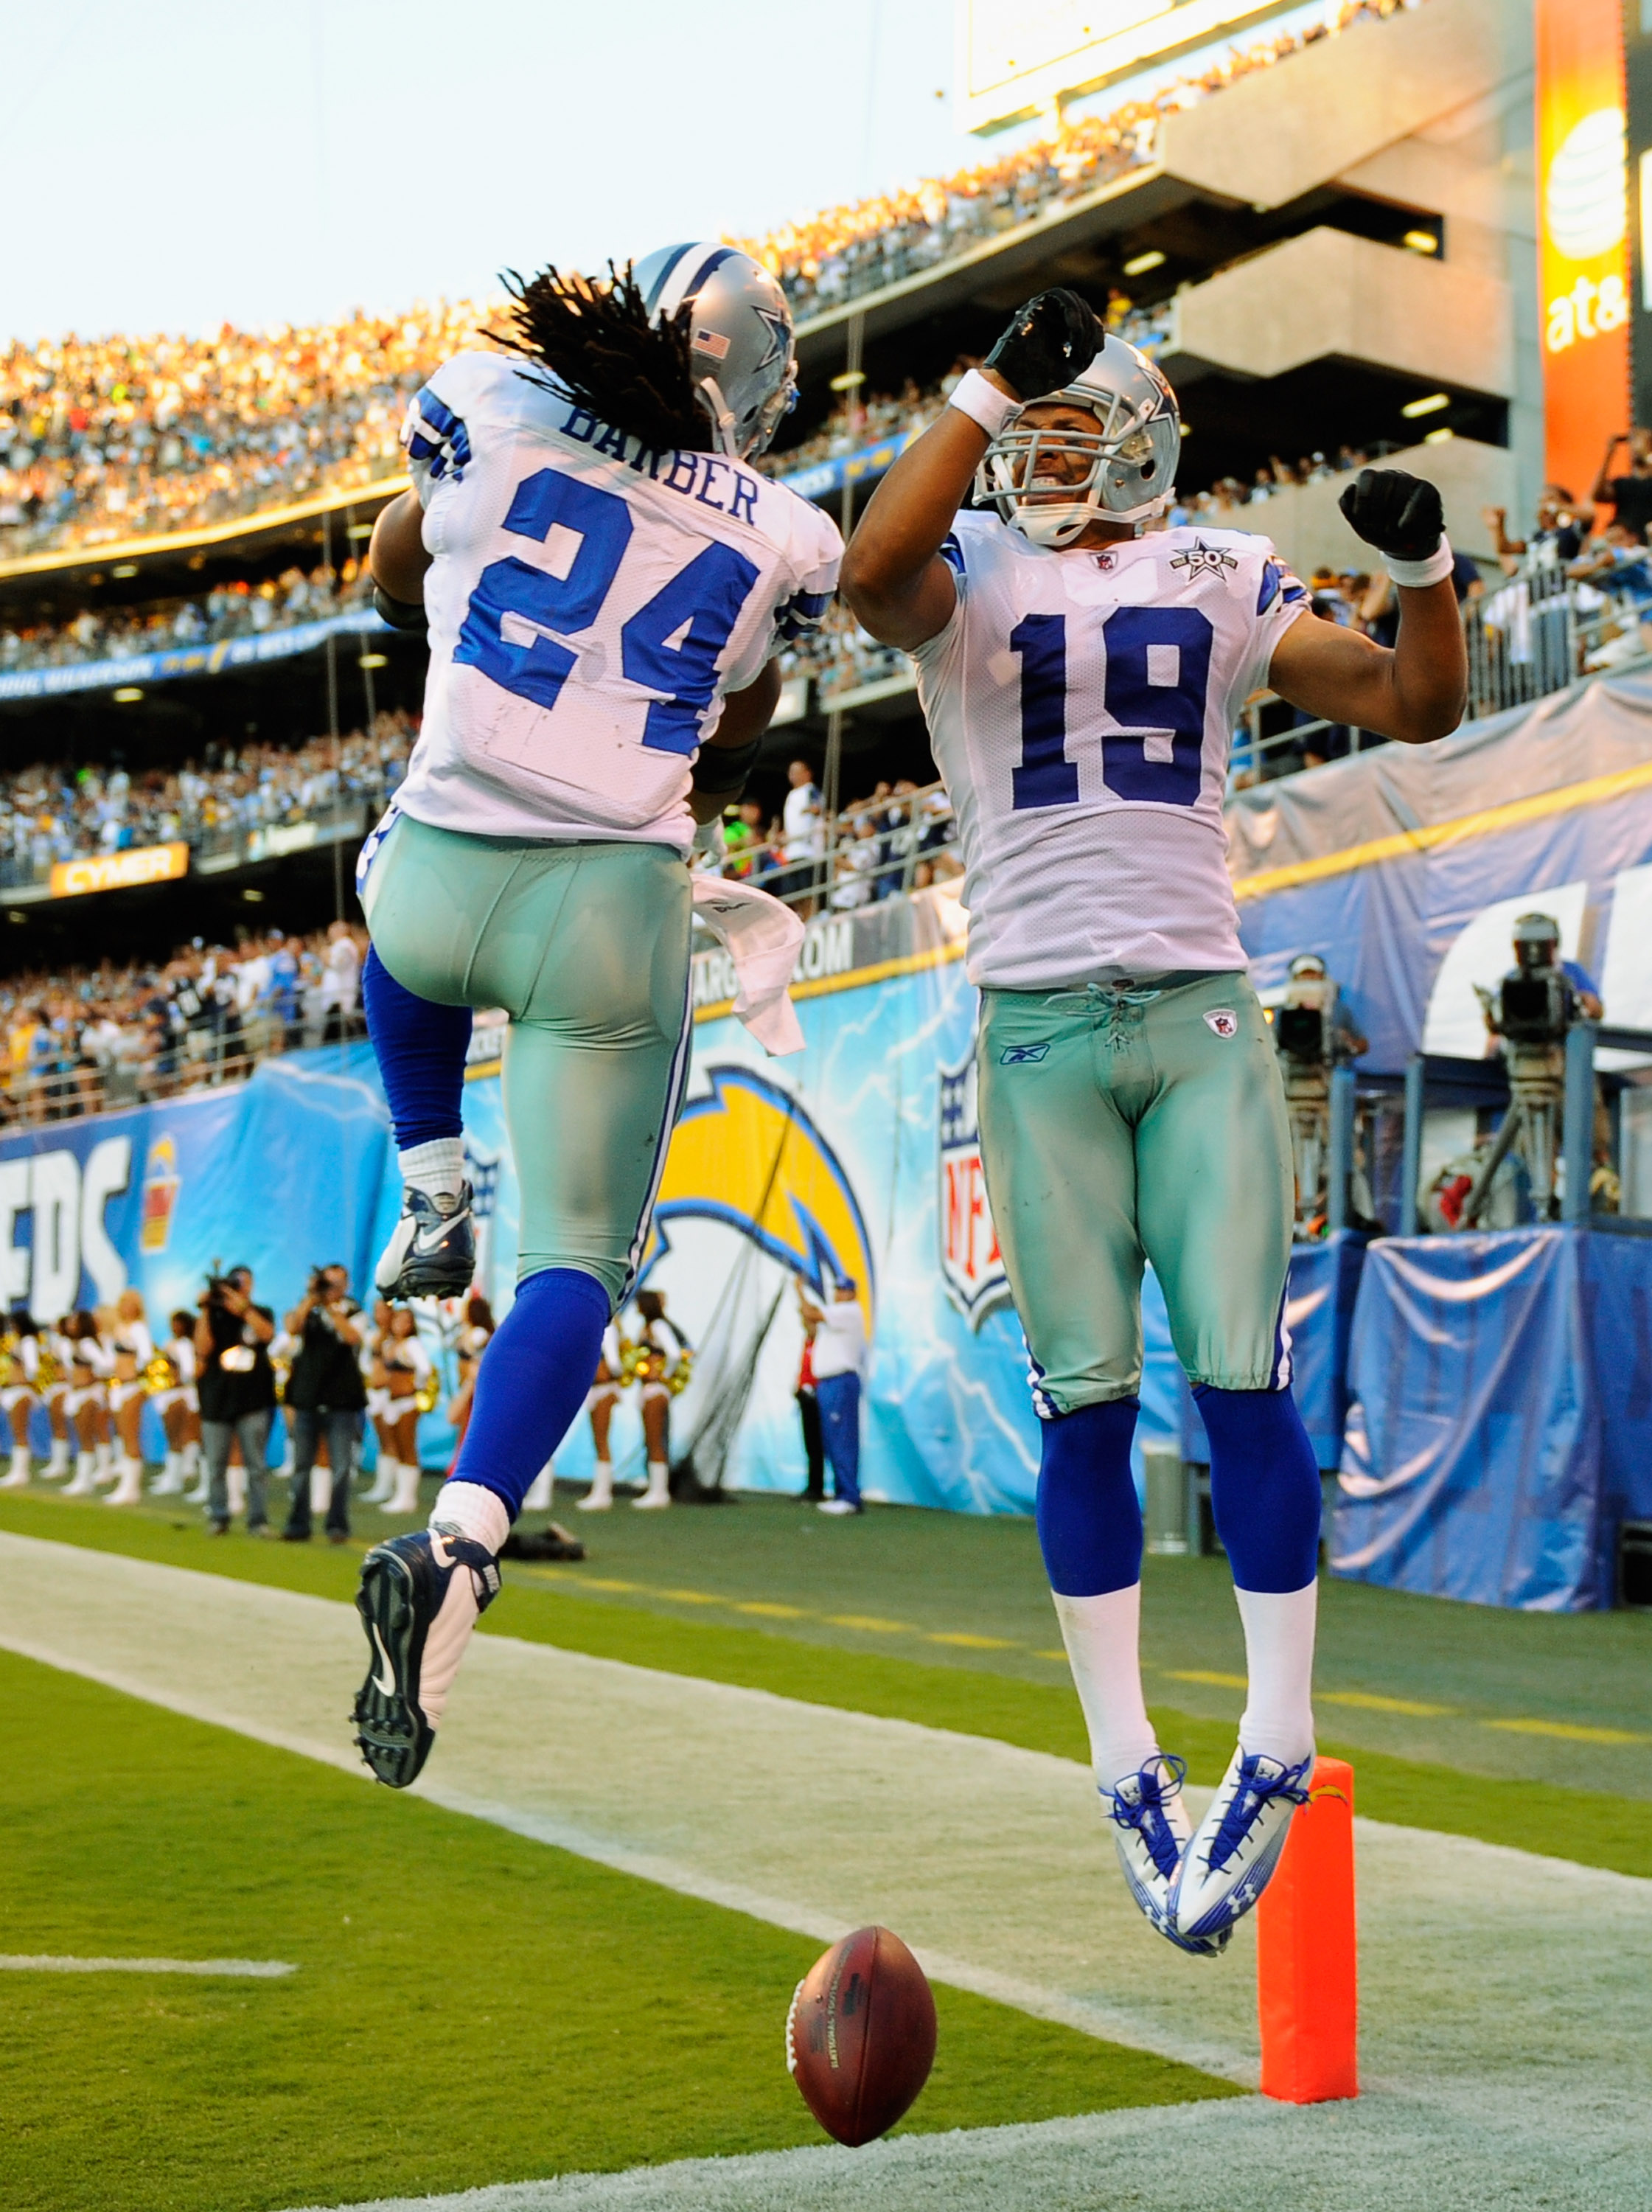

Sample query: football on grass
[786,1925,938,2146]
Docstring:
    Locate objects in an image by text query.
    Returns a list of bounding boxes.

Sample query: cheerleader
[60,1312,113,1495]
[361,1299,399,1507]
[0,1312,38,1486]
[445,1293,495,1454]
[628,1289,692,1512]
[377,1305,433,1515]
[575,1320,628,1512]
[152,1311,202,1497]
[33,1318,72,1480]
[103,1287,155,1506]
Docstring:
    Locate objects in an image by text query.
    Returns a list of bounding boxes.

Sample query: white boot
[363,1455,397,1506]
[151,1450,184,1496]
[0,1443,31,1488]
[388,1459,422,1514]
[310,1464,330,1515]
[63,1450,100,1496]
[633,1460,672,1509]
[227,1464,246,1516]
[182,1448,209,1505]
[94,1439,114,1484]
[46,1435,71,1478]
[520,1460,554,1512]
[105,1457,144,1506]
[577,1459,614,1512]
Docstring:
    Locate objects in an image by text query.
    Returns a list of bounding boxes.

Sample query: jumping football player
[351,246,840,1787]
[840,290,1465,1952]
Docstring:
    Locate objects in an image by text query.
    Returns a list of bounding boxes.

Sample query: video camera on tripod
[1479,914,1580,1048]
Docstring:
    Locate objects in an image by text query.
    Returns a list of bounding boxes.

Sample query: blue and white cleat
[374,1181,477,1301]
[1103,1753,1229,1958]
[1170,1747,1313,1949]
[352,1523,501,1788]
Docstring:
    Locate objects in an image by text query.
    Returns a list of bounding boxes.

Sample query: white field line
[0,1953,294,1976]
[5,1530,1652,2135]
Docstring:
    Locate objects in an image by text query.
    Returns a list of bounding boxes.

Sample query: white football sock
[1050,1585,1160,1789]
[1233,1581,1318,1766]
[430,1479,509,1556]
[400,1138,466,1205]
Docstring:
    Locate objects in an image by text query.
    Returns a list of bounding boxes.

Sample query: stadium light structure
[1401,392,1451,419]
[1123,249,1165,276]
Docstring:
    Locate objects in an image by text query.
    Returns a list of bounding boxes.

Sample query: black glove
[984,289,1101,403]
[1337,468,1445,563]
[372,582,427,633]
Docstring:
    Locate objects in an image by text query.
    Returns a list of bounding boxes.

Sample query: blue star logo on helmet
[753,306,789,372]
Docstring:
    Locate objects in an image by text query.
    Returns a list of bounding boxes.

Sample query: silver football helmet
[634,242,798,460]
[975,334,1181,547]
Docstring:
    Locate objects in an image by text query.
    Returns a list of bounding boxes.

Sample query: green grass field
[0,1649,1234,2212]
[6,1487,1652,1878]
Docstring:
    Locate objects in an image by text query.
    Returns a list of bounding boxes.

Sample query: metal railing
[694,778,960,919]
[0,1009,369,1131]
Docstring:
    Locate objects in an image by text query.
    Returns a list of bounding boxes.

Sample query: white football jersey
[913,515,1309,989]
[392,352,841,848]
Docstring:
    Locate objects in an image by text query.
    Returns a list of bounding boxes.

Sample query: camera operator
[1273,954,1368,1234]
[194,1264,276,1534]
[279,1264,366,1543]
[1463,913,1603,1225]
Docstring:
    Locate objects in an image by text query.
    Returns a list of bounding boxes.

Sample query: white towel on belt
[690,875,805,1056]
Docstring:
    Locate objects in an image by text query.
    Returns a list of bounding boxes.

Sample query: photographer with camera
[279,1264,366,1543]
[193,1264,276,1534]
[1273,954,1368,1235]
[1456,913,1604,1226]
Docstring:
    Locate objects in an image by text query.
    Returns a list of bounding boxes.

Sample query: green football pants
[976,973,1294,1414]
[363,813,692,1308]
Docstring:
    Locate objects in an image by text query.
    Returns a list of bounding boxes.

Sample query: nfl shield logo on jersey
[1204,1007,1239,1038]
[938,1049,1011,1329]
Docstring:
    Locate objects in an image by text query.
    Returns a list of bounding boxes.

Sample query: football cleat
[374,1182,476,1300]
[352,1523,501,1788]
[1170,1746,1313,1948]
[1102,1754,1227,1958]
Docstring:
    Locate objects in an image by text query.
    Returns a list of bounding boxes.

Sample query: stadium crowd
[0,710,411,888]
[734,0,1420,317]
[0,917,368,1127]
[0,0,1415,565]
[0,557,374,676]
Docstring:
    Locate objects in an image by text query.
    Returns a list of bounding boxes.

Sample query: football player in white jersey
[841,290,1465,1952]
[352,246,841,1787]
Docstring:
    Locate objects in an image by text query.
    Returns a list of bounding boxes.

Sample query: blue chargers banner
[0,608,385,704]
[1334,1227,1652,1610]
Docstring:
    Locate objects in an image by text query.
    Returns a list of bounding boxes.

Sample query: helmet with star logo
[633,243,798,461]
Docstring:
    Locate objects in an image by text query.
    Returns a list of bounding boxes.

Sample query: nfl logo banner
[938,1048,1011,1329]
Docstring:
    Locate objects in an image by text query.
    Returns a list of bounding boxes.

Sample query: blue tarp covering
[1334,1226,1652,1610]
[1177,1233,1367,1472]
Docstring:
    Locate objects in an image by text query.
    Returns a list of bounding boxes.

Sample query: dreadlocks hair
[487,262,712,454]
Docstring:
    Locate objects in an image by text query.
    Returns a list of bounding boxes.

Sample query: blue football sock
[1034,1397,1143,1598]
[448,1267,610,1520]
[1195,1385,1322,1592]
[362,945,471,1150]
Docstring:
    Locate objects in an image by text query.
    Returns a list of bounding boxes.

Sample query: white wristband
[1385,535,1454,588]
[947,368,1020,440]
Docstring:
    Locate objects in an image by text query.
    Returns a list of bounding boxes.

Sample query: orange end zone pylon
[1255,1754,1358,2104]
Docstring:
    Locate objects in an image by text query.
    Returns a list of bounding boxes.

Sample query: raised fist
[984,290,1101,404]
[1337,468,1445,563]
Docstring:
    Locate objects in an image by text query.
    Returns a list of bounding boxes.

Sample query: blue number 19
[1008,605,1215,810]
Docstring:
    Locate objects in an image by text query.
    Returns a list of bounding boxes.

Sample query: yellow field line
[512,1567,1648,1750]
[1232,757,1652,902]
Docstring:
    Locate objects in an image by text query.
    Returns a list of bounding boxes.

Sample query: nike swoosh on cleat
[414,1213,470,1252]
[369,1621,396,1697]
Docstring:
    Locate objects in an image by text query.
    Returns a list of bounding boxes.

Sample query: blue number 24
[1008,606,1215,809]
[454,467,760,756]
